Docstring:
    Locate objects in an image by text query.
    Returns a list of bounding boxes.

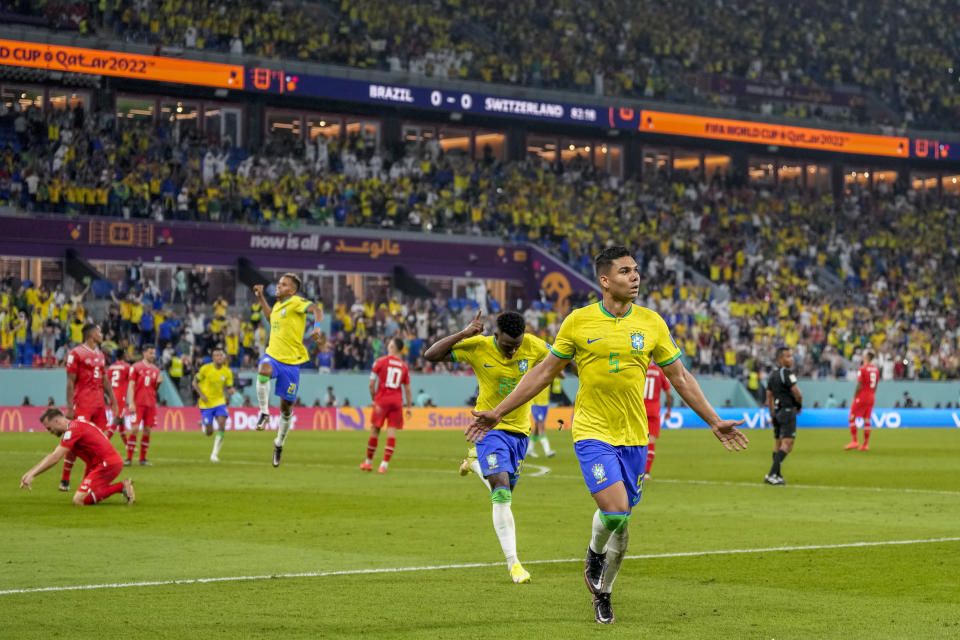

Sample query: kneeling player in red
[361,337,412,473]
[20,408,135,506]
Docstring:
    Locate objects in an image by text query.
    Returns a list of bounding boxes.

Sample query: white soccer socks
[601,526,629,593]
[211,431,224,458]
[256,376,270,414]
[274,412,292,447]
[491,488,518,568]
[471,459,492,490]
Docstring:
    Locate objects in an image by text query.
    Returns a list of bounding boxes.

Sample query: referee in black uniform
[765,347,803,485]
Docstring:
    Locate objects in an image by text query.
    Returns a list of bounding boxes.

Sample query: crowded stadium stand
[1,6,960,410]
[5,0,960,129]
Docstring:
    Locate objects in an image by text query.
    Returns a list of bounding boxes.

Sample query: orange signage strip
[0,39,243,90]
[640,110,908,157]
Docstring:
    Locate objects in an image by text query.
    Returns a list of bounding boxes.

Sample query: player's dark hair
[496,311,525,339]
[40,407,63,423]
[594,246,632,277]
[391,337,404,351]
[81,322,99,341]
[776,346,791,359]
[865,350,875,361]
[142,344,156,352]
[281,272,302,292]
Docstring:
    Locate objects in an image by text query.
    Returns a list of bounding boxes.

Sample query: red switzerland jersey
[371,355,410,404]
[66,345,106,411]
[107,361,132,404]
[60,419,122,467]
[643,363,671,418]
[130,360,161,407]
[856,363,880,402]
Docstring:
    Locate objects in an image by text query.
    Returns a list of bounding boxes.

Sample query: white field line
[159,457,960,497]
[1,537,956,596]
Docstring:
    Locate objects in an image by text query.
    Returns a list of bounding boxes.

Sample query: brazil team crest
[591,463,607,484]
[630,331,645,354]
[518,359,528,373]
[486,453,498,470]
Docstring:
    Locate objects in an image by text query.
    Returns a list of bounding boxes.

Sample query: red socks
[61,452,75,483]
[366,436,378,460]
[848,421,858,443]
[82,482,124,504]
[139,434,150,461]
[645,441,656,474]
[863,424,871,445]
[384,437,396,462]
[126,434,137,461]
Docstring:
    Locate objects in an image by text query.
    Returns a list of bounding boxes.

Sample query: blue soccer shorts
[200,404,229,426]
[530,405,548,423]
[574,439,648,508]
[477,429,529,488]
[259,354,302,401]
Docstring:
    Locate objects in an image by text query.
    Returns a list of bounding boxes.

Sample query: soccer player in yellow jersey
[253,273,323,467]
[424,310,549,585]
[468,246,749,624]
[192,348,234,462]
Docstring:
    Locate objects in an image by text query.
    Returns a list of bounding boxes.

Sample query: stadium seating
[8,1,960,129]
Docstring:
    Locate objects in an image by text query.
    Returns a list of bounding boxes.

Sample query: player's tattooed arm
[423,310,484,363]
[253,285,271,322]
[307,303,323,342]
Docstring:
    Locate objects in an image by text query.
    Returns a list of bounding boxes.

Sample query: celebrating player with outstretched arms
[467,246,748,624]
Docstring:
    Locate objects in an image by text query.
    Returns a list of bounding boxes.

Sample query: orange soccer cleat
[360,461,373,471]
[844,441,859,450]
[858,444,869,451]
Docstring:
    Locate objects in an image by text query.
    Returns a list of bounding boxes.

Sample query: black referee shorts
[772,408,797,439]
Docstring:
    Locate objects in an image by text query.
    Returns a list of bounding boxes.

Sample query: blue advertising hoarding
[658,408,960,430]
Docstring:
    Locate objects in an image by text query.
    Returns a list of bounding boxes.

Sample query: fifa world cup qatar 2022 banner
[4,406,959,434]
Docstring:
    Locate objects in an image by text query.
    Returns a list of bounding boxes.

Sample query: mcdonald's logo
[312,409,335,431]
[162,410,186,432]
[0,409,23,432]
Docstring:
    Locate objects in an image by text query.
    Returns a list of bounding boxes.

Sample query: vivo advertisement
[661,408,960,430]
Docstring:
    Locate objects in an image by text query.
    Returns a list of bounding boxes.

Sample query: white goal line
[1,536,956,597]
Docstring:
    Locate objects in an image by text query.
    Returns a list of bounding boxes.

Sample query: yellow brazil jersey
[266,295,313,365]
[451,333,549,436]
[551,302,681,446]
[196,363,234,409]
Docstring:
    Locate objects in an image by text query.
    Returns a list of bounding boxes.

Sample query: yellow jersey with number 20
[266,295,313,365]
[551,302,681,447]
[452,333,549,436]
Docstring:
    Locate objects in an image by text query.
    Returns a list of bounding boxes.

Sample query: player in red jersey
[106,354,134,444]
[61,323,119,492]
[127,345,162,465]
[20,408,134,505]
[361,337,412,474]
[642,362,673,479]
[846,350,880,451]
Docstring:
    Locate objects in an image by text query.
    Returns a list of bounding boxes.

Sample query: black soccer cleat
[272,444,283,468]
[58,480,70,492]
[584,547,607,596]
[256,412,270,431]
[592,592,615,624]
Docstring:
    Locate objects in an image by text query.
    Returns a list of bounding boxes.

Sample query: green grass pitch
[2,427,959,639]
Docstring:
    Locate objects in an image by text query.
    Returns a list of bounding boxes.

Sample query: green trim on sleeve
[450,350,458,362]
[550,347,573,359]
[656,351,682,367]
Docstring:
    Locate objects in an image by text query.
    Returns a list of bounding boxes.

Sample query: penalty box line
[2,536,957,597]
